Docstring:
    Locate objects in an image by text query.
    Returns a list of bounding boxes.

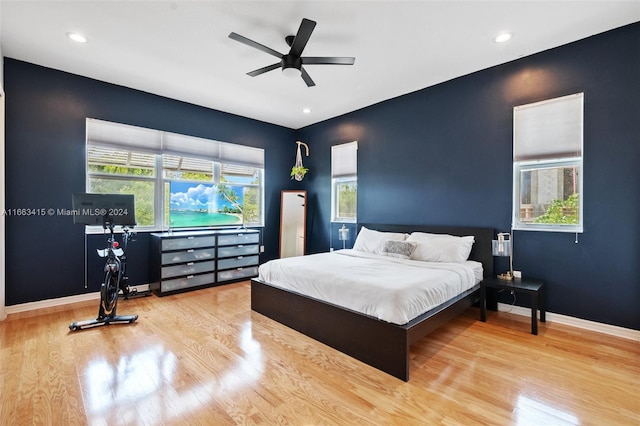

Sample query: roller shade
[514,93,583,161]
[87,119,161,154]
[331,141,358,178]
[87,118,264,168]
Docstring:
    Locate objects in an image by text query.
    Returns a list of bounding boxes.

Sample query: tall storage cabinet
[150,229,260,295]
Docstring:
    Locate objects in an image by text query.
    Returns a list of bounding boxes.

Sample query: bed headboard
[358,223,494,278]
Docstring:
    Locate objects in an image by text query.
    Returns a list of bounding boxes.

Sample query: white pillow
[406,232,475,263]
[381,240,417,259]
[352,227,408,254]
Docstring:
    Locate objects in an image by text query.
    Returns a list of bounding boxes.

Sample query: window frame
[86,119,265,232]
[512,93,584,233]
[512,157,583,233]
[331,141,358,223]
[332,177,358,223]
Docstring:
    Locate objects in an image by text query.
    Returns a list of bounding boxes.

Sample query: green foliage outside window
[88,165,154,177]
[164,171,212,181]
[89,178,155,226]
[534,193,579,225]
[338,183,357,219]
[242,187,260,224]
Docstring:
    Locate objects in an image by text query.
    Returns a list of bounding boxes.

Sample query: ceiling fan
[228,18,355,87]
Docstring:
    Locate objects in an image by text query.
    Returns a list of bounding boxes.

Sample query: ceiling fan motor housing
[282,54,302,71]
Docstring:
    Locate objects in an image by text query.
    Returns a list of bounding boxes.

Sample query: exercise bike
[69,219,140,331]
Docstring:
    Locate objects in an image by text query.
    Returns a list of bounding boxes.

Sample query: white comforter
[258,249,482,325]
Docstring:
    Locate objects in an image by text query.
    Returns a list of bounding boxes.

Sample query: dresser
[150,228,260,295]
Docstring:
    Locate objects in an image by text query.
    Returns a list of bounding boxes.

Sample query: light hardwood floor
[1,281,638,425]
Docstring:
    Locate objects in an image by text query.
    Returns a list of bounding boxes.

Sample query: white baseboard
[497,302,640,342]
[4,284,151,315]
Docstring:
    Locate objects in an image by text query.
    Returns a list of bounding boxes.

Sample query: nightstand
[480,276,546,335]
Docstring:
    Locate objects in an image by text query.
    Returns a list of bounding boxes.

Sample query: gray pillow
[382,240,417,259]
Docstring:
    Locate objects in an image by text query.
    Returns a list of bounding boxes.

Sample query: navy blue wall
[4,58,296,304]
[298,23,640,330]
[4,23,639,330]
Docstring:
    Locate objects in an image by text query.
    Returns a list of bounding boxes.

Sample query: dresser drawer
[218,232,259,246]
[161,273,214,292]
[161,236,216,251]
[217,266,258,282]
[161,261,215,279]
[217,255,259,270]
[217,244,259,258]
[161,248,215,265]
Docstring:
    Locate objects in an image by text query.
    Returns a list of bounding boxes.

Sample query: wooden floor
[1,282,638,426]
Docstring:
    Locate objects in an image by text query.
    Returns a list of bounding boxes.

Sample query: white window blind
[220,141,264,168]
[331,141,358,178]
[86,119,161,153]
[87,145,156,169]
[514,93,583,161]
[87,118,264,167]
[162,132,219,159]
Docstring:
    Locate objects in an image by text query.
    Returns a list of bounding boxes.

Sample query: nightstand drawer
[218,244,259,258]
[218,233,259,246]
[161,261,215,279]
[217,266,258,282]
[218,255,259,270]
[161,248,215,265]
[161,236,216,251]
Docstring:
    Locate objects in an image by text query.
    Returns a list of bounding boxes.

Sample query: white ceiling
[1,1,638,129]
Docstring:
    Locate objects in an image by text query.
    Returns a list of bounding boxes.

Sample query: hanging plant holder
[291,141,309,181]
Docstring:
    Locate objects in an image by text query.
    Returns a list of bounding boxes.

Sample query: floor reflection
[83,344,176,414]
[82,320,263,425]
[515,395,579,425]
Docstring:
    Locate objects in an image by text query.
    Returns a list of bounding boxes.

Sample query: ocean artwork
[169,182,243,228]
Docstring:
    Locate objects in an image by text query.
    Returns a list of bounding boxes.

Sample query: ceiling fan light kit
[229,18,355,87]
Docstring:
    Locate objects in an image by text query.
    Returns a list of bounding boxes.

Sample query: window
[86,119,264,230]
[87,146,157,227]
[512,93,583,232]
[331,141,357,222]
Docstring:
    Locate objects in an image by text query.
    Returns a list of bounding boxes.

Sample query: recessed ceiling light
[66,32,88,43]
[302,108,312,114]
[494,32,512,43]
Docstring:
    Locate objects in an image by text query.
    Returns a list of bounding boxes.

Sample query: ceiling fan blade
[229,32,283,59]
[300,67,316,87]
[302,57,356,65]
[247,63,281,77]
[289,18,316,57]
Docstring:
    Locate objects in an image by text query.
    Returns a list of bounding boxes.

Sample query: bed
[251,224,494,381]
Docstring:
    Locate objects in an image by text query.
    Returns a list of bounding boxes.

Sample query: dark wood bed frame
[251,224,494,381]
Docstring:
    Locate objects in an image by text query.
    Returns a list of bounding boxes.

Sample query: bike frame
[69,221,138,331]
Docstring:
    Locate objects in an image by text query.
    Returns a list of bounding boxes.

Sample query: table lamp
[492,232,513,280]
[338,224,350,250]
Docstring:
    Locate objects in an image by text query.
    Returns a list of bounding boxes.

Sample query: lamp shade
[492,239,511,257]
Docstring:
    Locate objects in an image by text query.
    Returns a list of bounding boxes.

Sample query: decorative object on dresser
[150,229,260,295]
